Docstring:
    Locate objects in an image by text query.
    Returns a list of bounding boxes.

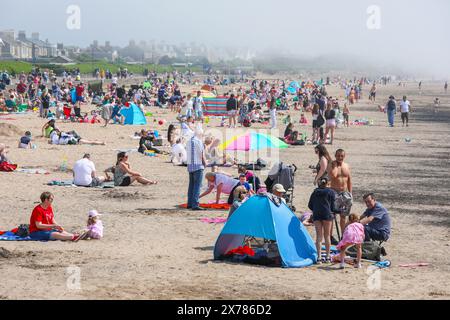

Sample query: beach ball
[158,119,166,126]
[204,117,210,124]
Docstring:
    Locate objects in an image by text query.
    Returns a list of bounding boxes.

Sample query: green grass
[0,60,201,76]
[0,61,33,74]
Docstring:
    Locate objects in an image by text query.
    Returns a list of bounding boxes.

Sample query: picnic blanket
[179,203,231,210]
[203,96,228,116]
[47,180,115,188]
[200,217,228,224]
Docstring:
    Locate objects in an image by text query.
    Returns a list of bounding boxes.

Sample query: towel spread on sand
[16,168,50,175]
[200,217,228,224]
[47,180,115,188]
[179,203,231,210]
[0,231,33,241]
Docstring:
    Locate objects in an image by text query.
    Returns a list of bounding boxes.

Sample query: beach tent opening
[214,194,317,268]
[120,103,147,125]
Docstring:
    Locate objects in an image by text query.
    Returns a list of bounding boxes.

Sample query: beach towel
[0,231,33,241]
[16,168,50,175]
[47,180,115,189]
[179,203,231,210]
[200,217,227,224]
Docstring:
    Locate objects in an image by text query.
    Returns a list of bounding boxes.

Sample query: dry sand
[0,81,449,300]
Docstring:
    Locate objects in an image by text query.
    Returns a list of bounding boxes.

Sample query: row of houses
[0,29,257,65]
[0,30,57,60]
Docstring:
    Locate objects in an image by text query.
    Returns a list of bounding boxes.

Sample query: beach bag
[316,111,325,127]
[243,118,251,127]
[0,162,17,172]
[15,224,30,238]
[346,241,383,261]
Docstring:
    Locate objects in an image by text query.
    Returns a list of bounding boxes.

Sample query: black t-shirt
[116,87,126,99]
[325,109,336,120]
[226,97,238,111]
[20,136,31,145]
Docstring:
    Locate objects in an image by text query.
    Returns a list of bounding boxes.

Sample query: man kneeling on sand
[29,192,82,241]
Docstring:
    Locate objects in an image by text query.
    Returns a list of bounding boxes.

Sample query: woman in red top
[29,192,80,241]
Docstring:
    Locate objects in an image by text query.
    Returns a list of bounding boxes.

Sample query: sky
[1,0,449,76]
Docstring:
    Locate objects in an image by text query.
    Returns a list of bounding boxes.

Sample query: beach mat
[200,217,228,224]
[0,231,33,241]
[47,180,115,188]
[179,203,231,210]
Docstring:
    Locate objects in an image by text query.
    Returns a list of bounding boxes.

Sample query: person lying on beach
[49,129,105,146]
[109,151,157,186]
[28,192,82,241]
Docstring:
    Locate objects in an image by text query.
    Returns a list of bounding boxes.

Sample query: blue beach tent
[120,103,147,125]
[213,195,317,268]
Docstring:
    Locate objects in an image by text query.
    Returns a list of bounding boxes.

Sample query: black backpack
[15,224,30,238]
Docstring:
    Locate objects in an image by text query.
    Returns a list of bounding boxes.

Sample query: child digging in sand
[337,213,365,269]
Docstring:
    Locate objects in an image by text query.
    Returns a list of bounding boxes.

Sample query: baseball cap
[88,210,102,218]
[273,184,286,193]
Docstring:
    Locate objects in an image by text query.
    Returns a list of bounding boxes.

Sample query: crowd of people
[4,68,445,269]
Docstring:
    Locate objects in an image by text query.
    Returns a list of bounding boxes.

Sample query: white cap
[88,210,102,218]
[273,184,286,193]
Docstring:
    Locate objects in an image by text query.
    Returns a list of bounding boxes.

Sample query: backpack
[15,224,30,238]
[346,241,385,261]
[316,111,325,127]
[243,118,251,127]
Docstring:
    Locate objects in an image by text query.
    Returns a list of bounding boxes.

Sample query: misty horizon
[1,0,449,77]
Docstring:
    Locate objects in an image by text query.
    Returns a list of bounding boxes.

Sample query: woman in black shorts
[308,177,336,264]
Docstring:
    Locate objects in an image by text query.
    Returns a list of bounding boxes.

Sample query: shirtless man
[329,149,353,236]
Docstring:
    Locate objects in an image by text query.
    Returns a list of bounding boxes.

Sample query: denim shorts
[29,230,56,241]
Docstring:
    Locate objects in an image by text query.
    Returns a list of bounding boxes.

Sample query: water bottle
[60,155,68,172]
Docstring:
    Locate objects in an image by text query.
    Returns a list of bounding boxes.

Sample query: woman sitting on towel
[200,172,240,204]
[112,151,157,186]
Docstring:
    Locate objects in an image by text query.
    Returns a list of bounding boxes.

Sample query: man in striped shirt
[187,128,207,210]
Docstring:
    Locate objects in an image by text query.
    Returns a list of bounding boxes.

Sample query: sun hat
[88,210,102,218]
[273,184,286,193]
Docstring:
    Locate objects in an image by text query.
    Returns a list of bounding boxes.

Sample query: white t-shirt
[171,143,187,164]
[73,158,96,186]
[182,100,194,115]
[213,174,239,194]
[400,100,410,113]
[193,96,204,111]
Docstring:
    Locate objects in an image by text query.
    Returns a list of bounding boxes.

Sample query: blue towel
[0,231,33,241]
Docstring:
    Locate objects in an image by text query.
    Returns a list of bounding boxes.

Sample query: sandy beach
[1,80,449,300]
